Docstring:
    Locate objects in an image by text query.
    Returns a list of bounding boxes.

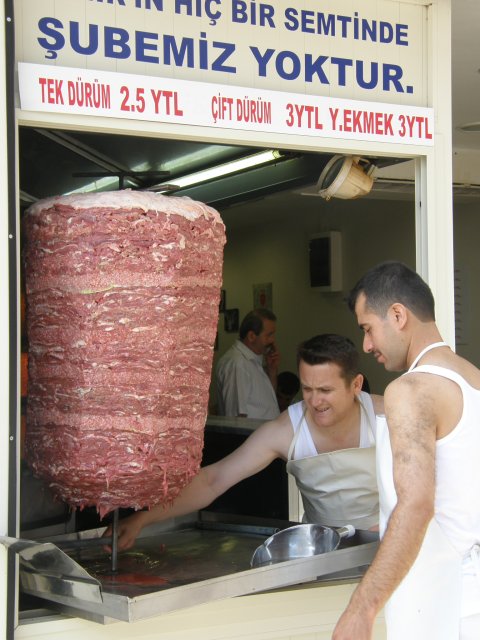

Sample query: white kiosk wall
[7,1,453,638]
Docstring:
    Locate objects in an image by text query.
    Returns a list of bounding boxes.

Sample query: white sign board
[15,0,428,104]
[18,62,434,145]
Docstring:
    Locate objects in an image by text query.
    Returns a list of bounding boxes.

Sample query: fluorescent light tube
[153,149,283,192]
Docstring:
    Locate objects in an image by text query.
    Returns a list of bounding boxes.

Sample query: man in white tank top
[334,261,480,640]
[104,334,384,551]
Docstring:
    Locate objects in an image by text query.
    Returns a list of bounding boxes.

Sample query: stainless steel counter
[6,512,379,625]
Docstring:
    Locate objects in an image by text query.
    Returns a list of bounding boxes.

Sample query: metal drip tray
[6,512,379,624]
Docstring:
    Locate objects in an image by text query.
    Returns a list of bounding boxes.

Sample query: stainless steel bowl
[250,523,355,567]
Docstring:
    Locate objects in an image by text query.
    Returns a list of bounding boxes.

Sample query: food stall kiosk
[0,0,454,638]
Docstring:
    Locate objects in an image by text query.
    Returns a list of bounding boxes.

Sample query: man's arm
[104,416,289,550]
[333,375,437,639]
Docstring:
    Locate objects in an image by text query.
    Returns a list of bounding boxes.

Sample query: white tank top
[405,364,480,556]
[287,391,376,459]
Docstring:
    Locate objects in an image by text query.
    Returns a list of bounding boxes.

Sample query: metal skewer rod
[111,508,119,573]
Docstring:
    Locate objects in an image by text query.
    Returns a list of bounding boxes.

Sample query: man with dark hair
[334,261,480,640]
[297,334,360,378]
[215,308,280,420]
[286,334,381,527]
[347,259,436,325]
[105,334,383,551]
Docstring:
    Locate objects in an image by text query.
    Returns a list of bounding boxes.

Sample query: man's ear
[352,373,363,395]
[389,303,408,329]
[245,330,257,345]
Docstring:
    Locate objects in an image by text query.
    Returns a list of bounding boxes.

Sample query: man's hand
[264,343,280,379]
[102,511,147,552]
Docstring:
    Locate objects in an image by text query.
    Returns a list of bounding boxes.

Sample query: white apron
[286,397,378,529]
[377,342,463,639]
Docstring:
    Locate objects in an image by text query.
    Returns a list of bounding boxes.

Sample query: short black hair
[347,261,435,321]
[277,371,300,396]
[239,308,276,340]
[296,334,360,382]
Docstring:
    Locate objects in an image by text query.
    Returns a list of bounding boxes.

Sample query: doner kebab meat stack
[23,191,226,518]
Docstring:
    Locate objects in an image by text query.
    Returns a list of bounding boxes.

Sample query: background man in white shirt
[215,308,280,420]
